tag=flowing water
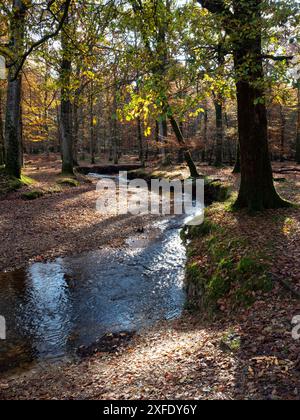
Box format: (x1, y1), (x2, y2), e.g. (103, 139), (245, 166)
(0, 216), (187, 373)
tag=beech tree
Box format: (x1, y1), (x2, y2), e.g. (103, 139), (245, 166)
(198, 0), (295, 210)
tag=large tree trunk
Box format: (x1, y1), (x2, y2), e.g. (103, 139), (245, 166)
(233, 142), (241, 173)
(232, 2), (287, 210)
(5, 0), (26, 178)
(296, 83), (300, 164)
(233, 46), (287, 210)
(60, 23), (73, 175)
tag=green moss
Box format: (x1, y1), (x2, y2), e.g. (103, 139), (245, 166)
(8, 178), (23, 191)
(207, 273), (232, 301)
(0, 170), (36, 196)
(186, 246), (198, 258)
(21, 190), (44, 200)
(205, 180), (231, 203)
(220, 330), (241, 352)
(57, 178), (79, 187)
(186, 262), (202, 284)
(236, 257), (264, 275)
(20, 175), (36, 186)
(185, 211), (274, 312)
(181, 219), (218, 242)
(211, 181), (231, 202)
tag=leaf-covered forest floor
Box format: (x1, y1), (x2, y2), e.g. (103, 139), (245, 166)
(0, 155), (153, 272)
(1, 156), (300, 400)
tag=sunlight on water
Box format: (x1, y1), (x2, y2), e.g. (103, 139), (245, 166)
(0, 216), (186, 373)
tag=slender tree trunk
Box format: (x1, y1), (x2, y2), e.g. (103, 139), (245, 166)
(214, 46), (225, 167)
(73, 96), (79, 166)
(155, 121), (160, 158)
(279, 105), (286, 163)
(79, 103), (85, 161)
(60, 21), (73, 175)
(137, 116), (145, 166)
(161, 117), (169, 159)
(296, 83), (300, 164)
(0, 86), (5, 166)
(43, 65), (50, 158)
(72, 67), (81, 166)
(214, 100), (223, 166)
(177, 122), (185, 163)
(202, 108), (208, 162)
(89, 87), (95, 165)
(169, 115), (200, 178)
(112, 85), (119, 165)
(5, 0), (26, 178)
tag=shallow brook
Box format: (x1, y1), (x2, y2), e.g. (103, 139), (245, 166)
(0, 216), (187, 373)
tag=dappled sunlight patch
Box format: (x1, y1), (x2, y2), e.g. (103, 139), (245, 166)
(282, 217), (298, 236)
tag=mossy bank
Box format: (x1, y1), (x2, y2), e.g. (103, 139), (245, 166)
(182, 201), (274, 314)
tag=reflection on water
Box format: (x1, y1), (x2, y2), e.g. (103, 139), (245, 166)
(0, 217), (186, 373)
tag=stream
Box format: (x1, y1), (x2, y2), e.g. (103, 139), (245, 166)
(0, 215), (187, 373)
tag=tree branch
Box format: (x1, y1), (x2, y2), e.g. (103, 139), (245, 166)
(10, 0), (72, 80)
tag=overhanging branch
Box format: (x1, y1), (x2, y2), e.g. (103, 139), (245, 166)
(10, 0), (72, 80)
